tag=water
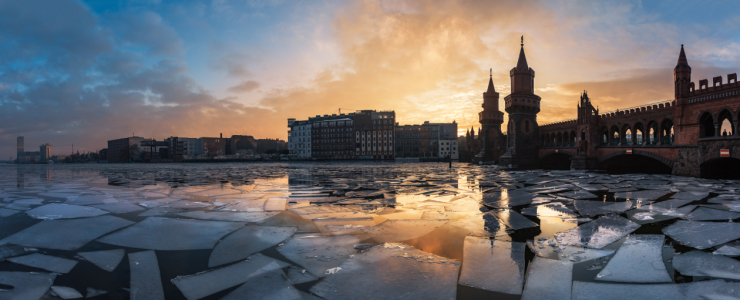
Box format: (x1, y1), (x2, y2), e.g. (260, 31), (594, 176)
(0, 162), (739, 299)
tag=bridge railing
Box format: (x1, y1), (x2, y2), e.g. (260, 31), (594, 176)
(599, 99), (675, 118)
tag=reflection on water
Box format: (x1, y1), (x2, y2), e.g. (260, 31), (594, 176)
(0, 163), (736, 299)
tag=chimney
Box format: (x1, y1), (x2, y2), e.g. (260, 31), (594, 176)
(220, 133), (223, 138)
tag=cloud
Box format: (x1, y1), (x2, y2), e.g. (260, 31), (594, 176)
(228, 80), (261, 93)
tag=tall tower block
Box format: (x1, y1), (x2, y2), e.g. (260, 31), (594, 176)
(17, 136), (24, 159)
(498, 36), (542, 169)
(477, 69), (505, 162)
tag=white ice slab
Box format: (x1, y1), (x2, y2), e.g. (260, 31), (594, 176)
(459, 236), (525, 295)
(0, 208), (19, 217)
(521, 202), (576, 218)
(51, 286), (83, 299)
(527, 242), (614, 263)
(663, 221), (740, 250)
(217, 199), (266, 212)
(574, 200), (633, 217)
(555, 214), (640, 249)
(361, 219), (448, 242)
(521, 257), (573, 300)
(89, 202), (145, 214)
(25, 203), (109, 220)
(208, 225), (297, 267)
(310, 243), (460, 300)
(449, 213), (507, 237)
(490, 209), (538, 230)
(595, 235), (671, 283)
(172, 254), (291, 300)
(714, 241), (740, 257)
(685, 207), (740, 221)
(65, 195), (119, 205)
(572, 279), (740, 300)
(129, 250), (165, 300)
(176, 211), (278, 222)
(286, 266), (319, 284)
(673, 250), (740, 280)
(221, 262), (303, 300)
(12, 198), (44, 205)
(264, 197), (287, 211)
(0, 271), (56, 300)
(7, 253), (77, 273)
(78, 249), (125, 272)
(0, 215), (134, 250)
(99, 217), (245, 250)
(86, 287), (108, 298)
(277, 234), (359, 277)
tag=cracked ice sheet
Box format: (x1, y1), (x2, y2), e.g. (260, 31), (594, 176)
(526, 241), (614, 263)
(50, 286), (83, 299)
(521, 202), (576, 218)
(129, 250), (165, 300)
(449, 213), (508, 238)
(0, 208), (19, 217)
(0, 271), (57, 300)
(310, 243), (460, 300)
(65, 195), (119, 206)
(574, 200), (634, 217)
(7, 253), (78, 273)
(78, 249), (125, 272)
(663, 221), (740, 250)
(572, 279), (740, 300)
(208, 225), (297, 267)
(277, 234), (359, 277)
(89, 202), (144, 214)
(555, 215), (640, 249)
(490, 209), (538, 230)
(172, 254), (292, 300)
(25, 203), (109, 220)
(99, 217), (245, 250)
(222, 262), (303, 300)
(481, 189), (537, 208)
(613, 189), (670, 203)
(595, 235), (672, 283)
(685, 207), (740, 221)
(176, 211), (278, 222)
(0, 215), (134, 251)
(459, 237), (525, 295)
(361, 219), (448, 243)
(714, 240), (740, 256)
(521, 257), (573, 300)
(672, 250), (740, 280)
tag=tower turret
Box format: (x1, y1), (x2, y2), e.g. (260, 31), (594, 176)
(674, 45), (691, 98)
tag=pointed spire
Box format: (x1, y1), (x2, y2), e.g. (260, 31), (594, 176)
(677, 44), (689, 66)
(486, 68), (496, 93)
(516, 37), (529, 69)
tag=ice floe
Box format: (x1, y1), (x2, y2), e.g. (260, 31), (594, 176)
(0, 215), (134, 250)
(595, 235), (672, 283)
(277, 234), (359, 277)
(99, 217), (245, 250)
(25, 203), (109, 219)
(521, 257), (573, 300)
(459, 236), (525, 295)
(0, 271), (56, 300)
(208, 225), (297, 267)
(77, 249), (125, 272)
(6, 253), (77, 273)
(672, 250), (740, 280)
(361, 219), (447, 242)
(663, 221), (740, 250)
(129, 250), (165, 300)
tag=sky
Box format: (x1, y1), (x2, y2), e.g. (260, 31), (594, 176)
(3, 0), (740, 158)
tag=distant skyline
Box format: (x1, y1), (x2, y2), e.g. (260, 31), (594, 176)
(3, 0), (740, 158)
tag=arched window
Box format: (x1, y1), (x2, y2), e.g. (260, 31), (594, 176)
(699, 112), (715, 138)
(634, 123), (644, 144)
(647, 122), (659, 145)
(661, 119), (674, 144)
(625, 129), (632, 144)
(610, 126), (620, 145)
(718, 109), (735, 137)
(525, 120), (530, 132)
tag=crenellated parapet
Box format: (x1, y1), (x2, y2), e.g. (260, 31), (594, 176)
(599, 100), (674, 120)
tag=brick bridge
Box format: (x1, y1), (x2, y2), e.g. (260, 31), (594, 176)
(537, 46), (740, 178)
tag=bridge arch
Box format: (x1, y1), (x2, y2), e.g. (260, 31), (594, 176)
(660, 118), (674, 144)
(539, 149), (576, 170)
(699, 110), (716, 138)
(717, 108), (735, 136)
(646, 121), (659, 144)
(609, 125), (620, 145)
(621, 124), (632, 145)
(633, 122), (645, 144)
(597, 149), (673, 174)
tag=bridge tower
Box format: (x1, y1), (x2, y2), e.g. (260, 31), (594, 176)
(499, 37), (542, 169)
(476, 69), (505, 162)
(674, 45), (692, 99)
(571, 91), (600, 169)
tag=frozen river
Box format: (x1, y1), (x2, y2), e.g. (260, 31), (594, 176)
(1, 162), (740, 300)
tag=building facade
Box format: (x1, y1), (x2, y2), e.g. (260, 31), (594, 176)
(288, 119), (312, 159)
(40, 144), (51, 161)
(310, 114), (355, 159)
(439, 139), (459, 160)
(353, 110), (395, 160)
(395, 121), (457, 158)
(107, 136), (145, 163)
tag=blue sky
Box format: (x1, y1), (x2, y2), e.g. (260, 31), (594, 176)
(2, 0), (740, 158)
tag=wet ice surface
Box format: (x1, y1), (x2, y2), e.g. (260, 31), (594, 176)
(2, 163), (740, 299)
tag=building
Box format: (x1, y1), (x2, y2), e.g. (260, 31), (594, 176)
(255, 138), (284, 154)
(107, 136), (145, 163)
(201, 134), (228, 157)
(183, 138), (202, 158)
(40, 144), (51, 161)
(353, 110), (395, 160)
(231, 135), (257, 156)
(499, 37), (541, 169)
(288, 119), (312, 159)
(17, 136), (23, 159)
(394, 121), (438, 158)
(99, 149), (107, 162)
(439, 139), (459, 160)
(310, 113), (355, 159)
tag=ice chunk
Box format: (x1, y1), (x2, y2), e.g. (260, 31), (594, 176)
(361, 219), (447, 242)
(99, 217), (245, 250)
(176, 211), (278, 223)
(25, 203), (109, 220)
(312, 217), (375, 234)
(208, 225), (297, 267)
(137, 207), (186, 217)
(449, 213), (507, 237)
(558, 190), (598, 200)
(7, 253), (77, 273)
(50, 286), (83, 299)
(714, 241), (740, 257)
(685, 207), (740, 221)
(555, 214), (640, 249)
(78, 249), (125, 272)
(89, 202), (145, 214)
(459, 237), (524, 295)
(128, 250), (165, 300)
(85, 287), (108, 298)
(613, 189), (669, 202)
(285, 266), (318, 284)
(221, 262), (303, 300)
(65, 195), (119, 206)
(0, 215), (134, 250)
(277, 234), (359, 277)
(172, 254), (291, 300)
(310, 243), (460, 300)
(663, 221), (740, 250)
(521, 257), (573, 300)
(264, 197), (287, 211)
(595, 235), (671, 283)
(521, 202), (576, 218)
(137, 198), (177, 208)
(490, 209), (538, 230)
(572, 279), (740, 300)
(574, 200), (633, 216)
(672, 250), (740, 280)
(526, 242), (614, 262)
(288, 205), (371, 219)
(670, 191), (709, 201)
(0, 245), (27, 261)
(12, 198), (44, 205)
(0, 208), (19, 217)
(0, 272), (56, 300)
(482, 189), (537, 208)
